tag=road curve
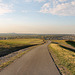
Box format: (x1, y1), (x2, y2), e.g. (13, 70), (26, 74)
(0, 41), (60, 75)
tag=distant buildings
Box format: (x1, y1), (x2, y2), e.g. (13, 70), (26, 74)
(45, 35), (75, 40)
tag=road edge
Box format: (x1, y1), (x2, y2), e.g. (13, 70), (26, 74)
(47, 44), (62, 75)
(0, 43), (44, 72)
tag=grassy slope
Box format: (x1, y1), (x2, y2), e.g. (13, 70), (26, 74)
(52, 40), (75, 47)
(51, 40), (69, 45)
(49, 43), (75, 75)
(0, 39), (43, 57)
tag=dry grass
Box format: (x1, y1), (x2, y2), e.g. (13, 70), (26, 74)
(49, 43), (75, 75)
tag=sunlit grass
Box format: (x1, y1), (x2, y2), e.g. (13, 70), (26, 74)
(51, 40), (69, 45)
(49, 43), (75, 75)
(0, 39), (43, 57)
(0, 39), (43, 45)
(0, 39), (43, 48)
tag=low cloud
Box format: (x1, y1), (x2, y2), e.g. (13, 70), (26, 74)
(0, 0), (2, 2)
(24, 0), (45, 2)
(22, 10), (28, 13)
(35, 0), (45, 2)
(40, 0), (75, 16)
(59, 0), (67, 2)
(0, 3), (13, 15)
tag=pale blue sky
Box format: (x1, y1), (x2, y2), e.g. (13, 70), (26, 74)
(0, 0), (75, 34)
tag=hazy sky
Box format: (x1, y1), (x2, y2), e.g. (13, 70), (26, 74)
(0, 0), (75, 34)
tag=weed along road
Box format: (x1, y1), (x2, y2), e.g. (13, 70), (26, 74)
(0, 41), (60, 75)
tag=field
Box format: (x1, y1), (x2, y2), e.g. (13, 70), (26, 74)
(0, 39), (43, 57)
(51, 40), (70, 45)
(49, 40), (75, 75)
(51, 40), (75, 47)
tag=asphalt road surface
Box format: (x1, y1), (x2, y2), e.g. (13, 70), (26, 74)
(0, 41), (60, 75)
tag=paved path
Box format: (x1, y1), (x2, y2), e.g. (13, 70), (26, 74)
(0, 41), (60, 75)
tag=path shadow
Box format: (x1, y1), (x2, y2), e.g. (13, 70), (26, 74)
(0, 44), (38, 57)
(66, 41), (75, 47)
(59, 45), (75, 52)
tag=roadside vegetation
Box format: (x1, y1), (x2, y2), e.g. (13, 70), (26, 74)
(49, 42), (75, 75)
(0, 49), (30, 70)
(0, 39), (44, 57)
